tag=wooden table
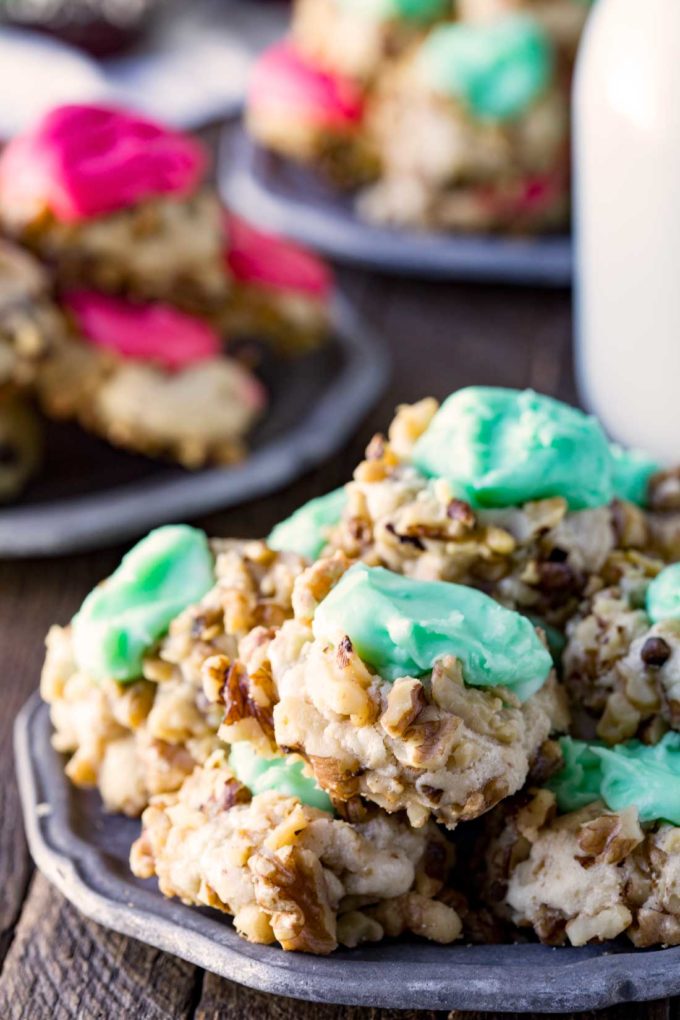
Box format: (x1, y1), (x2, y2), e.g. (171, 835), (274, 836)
(0, 269), (668, 1019)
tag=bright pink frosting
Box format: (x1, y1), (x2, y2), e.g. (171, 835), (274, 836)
(225, 213), (333, 300)
(0, 104), (206, 223)
(249, 42), (364, 128)
(65, 292), (221, 371)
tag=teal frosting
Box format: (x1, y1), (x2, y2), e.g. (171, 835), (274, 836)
(610, 443), (659, 506)
(549, 735), (680, 825)
(647, 563), (680, 624)
(418, 15), (553, 121)
(313, 562), (552, 700)
(268, 487), (346, 560)
(412, 387), (613, 511)
(340, 0), (450, 22)
(72, 525), (214, 683)
(229, 742), (334, 813)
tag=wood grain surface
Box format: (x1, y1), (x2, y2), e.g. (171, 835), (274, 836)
(0, 268), (665, 1019)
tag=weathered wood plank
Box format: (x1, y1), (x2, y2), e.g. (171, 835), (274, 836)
(0, 552), (119, 964)
(0, 873), (199, 1020)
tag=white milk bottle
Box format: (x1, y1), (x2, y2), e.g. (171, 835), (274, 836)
(574, 0), (680, 463)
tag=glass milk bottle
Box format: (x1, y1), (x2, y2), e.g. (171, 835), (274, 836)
(575, 0), (680, 463)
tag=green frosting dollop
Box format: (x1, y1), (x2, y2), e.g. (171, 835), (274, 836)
(647, 563), (680, 624)
(268, 487), (346, 560)
(418, 15), (553, 121)
(340, 0), (449, 22)
(313, 562), (552, 700)
(549, 735), (680, 825)
(412, 387), (613, 511)
(229, 742), (334, 813)
(610, 443), (660, 506)
(72, 525), (214, 683)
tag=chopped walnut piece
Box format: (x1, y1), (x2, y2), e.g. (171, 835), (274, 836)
(577, 807), (644, 866)
(400, 716), (463, 770)
(337, 911), (383, 948)
(205, 654), (277, 753)
(516, 789), (557, 842)
(367, 892), (462, 944)
(307, 755), (362, 801)
(292, 551), (351, 623)
(250, 845), (338, 953)
(387, 397), (438, 458)
(380, 678), (426, 739)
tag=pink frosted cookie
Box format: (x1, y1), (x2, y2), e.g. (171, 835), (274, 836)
(0, 104), (226, 313)
(0, 104), (206, 224)
(246, 42), (376, 185)
(249, 42), (364, 131)
(64, 292), (221, 371)
(35, 290), (266, 467)
(225, 213), (332, 300)
(223, 213), (333, 353)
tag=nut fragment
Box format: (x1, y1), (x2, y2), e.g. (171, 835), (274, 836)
(250, 845), (338, 954)
(641, 636), (672, 668)
(577, 807), (644, 866)
(380, 678), (426, 739)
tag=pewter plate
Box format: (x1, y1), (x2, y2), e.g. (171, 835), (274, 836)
(15, 692), (680, 1013)
(0, 296), (388, 557)
(220, 129), (573, 286)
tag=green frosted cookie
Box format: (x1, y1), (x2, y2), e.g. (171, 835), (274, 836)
(313, 562), (552, 700)
(550, 734), (680, 825)
(72, 525), (214, 683)
(412, 387), (613, 510)
(418, 15), (553, 121)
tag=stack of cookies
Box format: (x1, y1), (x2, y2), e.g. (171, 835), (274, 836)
(40, 386), (680, 954)
(247, 0), (591, 231)
(0, 102), (334, 494)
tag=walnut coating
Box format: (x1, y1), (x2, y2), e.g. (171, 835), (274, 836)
(130, 753), (463, 954)
(250, 845), (337, 954)
(563, 565), (680, 741)
(205, 655), (277, 752)
(480, 792), (680, 949)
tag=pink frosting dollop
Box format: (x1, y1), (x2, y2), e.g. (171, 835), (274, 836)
(0, 104), (206, 223)
(65, 291), (222, 371)
(224, 212), (333, 300)
(248, 42), (364, 128)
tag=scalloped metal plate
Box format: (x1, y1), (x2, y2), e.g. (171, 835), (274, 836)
(15, 693), (680, 1013)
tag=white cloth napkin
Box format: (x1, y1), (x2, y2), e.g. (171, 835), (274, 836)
(0, 0), (288, 138)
